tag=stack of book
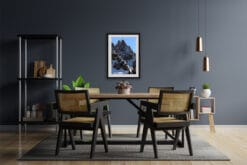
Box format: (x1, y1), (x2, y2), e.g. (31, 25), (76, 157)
(201, 106), (212, 113)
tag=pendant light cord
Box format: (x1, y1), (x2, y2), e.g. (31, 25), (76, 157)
(197, 0), (200, 36)
(205, 0), (207, 55)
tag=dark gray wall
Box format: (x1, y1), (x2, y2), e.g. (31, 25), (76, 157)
(0, 0), (247, 124)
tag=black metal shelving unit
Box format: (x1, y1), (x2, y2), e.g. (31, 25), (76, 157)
(18, 34), (62, 129)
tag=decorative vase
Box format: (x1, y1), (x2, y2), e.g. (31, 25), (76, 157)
(117, 88), (131, 94)
(201, 89), (211, 98)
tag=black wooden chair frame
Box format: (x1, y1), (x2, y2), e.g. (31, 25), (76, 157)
(136, 87), (174, 137)
(55, 90), (108, 158)
(140, 90), (193, 158)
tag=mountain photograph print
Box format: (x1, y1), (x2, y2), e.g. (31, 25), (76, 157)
(107, 33), (140, 78)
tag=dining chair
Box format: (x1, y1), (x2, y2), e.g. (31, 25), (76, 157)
(55, 90), (108, 158)
(136, 87), (174, 137)
(140, 90), (193, 158)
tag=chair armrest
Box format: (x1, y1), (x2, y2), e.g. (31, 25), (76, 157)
(139, 101), (156, 123)
(138, 100), (158, 117)
(140, 100), (158, 110)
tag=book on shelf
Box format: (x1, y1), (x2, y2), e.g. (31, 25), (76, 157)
(201, 106), (212, 113)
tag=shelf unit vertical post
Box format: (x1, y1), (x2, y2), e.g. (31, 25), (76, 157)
(55, 37), (59, 89)
(59, 38), (62, 89)
(18, 36), (22, 125)
(24, 39), (28, 120)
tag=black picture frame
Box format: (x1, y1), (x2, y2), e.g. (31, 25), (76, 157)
(107, 33), (140, 78)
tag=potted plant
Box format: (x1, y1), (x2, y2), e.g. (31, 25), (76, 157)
(63, 75), (90, 90)
(115, 80), (132, 94)
(200, 83), (211, 98)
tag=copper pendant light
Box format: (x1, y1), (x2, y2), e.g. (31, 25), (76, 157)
(196, 0), (203, 52)
(203, 0), (210, 72)
(203, 56), (209, 72)
(196, 36), (203, 52)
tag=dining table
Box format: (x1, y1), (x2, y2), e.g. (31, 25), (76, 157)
(89, 92), (159, 114)
(74, 92), (184, 147)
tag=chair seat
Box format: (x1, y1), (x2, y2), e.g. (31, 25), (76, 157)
(153, 117), (185, 123)
(64, 117), (95, 123)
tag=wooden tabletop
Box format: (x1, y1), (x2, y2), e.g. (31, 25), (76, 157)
(89, 93), (159, 99)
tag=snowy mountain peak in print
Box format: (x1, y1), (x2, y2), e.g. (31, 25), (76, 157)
(112, 40), (136, 74)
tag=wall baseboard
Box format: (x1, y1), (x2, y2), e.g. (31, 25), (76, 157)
(0, 125), (140, 132)
(1, 124), (246, 132)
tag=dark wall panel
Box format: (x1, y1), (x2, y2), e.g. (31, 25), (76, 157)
(0, 0), (247, 124)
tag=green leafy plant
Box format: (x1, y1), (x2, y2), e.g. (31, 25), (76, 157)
(202, 83), (210, 89)
(63, 75), (90, 90)
(62, 84), (72, 90)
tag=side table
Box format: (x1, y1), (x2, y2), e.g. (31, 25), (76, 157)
(195, 96), (216, 133)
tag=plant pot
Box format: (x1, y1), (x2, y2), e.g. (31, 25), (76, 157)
(201, 89), (211, 98)
(117, 88), (131, 94)
(75, 87), (86, 91)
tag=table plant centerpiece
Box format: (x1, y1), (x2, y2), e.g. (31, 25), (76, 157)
(115, 80), (132, 94)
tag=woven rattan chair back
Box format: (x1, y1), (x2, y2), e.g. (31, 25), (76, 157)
(148, 87), (174, 103)
(56, 90), (91, 114)
(158, 90), (192, 113)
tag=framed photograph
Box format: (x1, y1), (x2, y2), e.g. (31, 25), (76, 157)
(107, 33), (140, 78)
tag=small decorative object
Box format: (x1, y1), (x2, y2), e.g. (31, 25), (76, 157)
(63, 75), (90, 90)
(189, 86), (197, 95)
(190, 109), (194, 119)
(115, 80), (132, 94)
(34, 60), (46, 78)
(44, 64), (56, 78)
(38, 67), (47, 77)
(201, 83), (211, 98)
(25, 106), (31, 118)
(31, 104), (37, 118)
(107, 33), (140, 78)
